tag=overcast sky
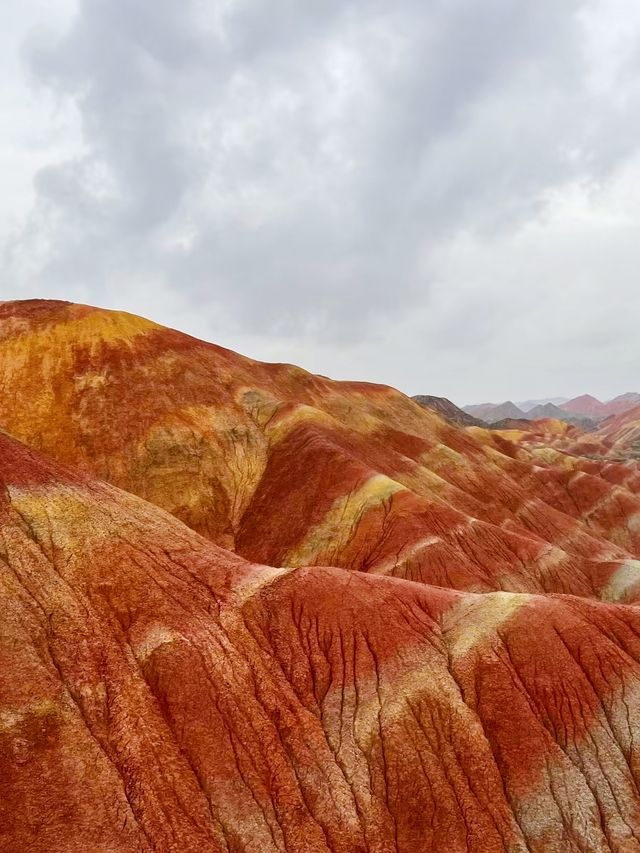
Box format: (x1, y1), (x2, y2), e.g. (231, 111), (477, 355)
(2, 0), (640, 404)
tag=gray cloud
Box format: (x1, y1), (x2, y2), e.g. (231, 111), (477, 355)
(3, 0), (640, 401)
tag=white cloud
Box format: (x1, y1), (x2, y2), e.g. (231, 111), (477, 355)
(2, 0), (640, 404)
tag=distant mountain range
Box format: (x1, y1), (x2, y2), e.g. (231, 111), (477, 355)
(525, 402), (592, 427)
(413, 396), (591, 430)
(465, 401), (527, 423)
(561, 394), (610, 418)
(516, 397), (570, 412)
(462, 392), (640, 426)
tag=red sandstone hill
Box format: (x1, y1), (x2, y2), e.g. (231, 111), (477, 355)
(4, 299), (640, 597)
(4, 427), (640, 851)
(597, 405), (640, 454)
(4, 300), (640, 849)
(562, 404), (640, 461)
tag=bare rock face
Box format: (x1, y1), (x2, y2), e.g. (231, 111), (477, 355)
(4, 300), (640, 849)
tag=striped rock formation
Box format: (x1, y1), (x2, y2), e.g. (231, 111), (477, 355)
(566, 406), (640, 461)
(3, 300), (640, 850)
(3, 300), (640, 601)
(3, 429), (640, 851)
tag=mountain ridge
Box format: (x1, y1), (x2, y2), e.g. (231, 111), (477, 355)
(4, 299), (640, 849)
(465, 391), (640, 425)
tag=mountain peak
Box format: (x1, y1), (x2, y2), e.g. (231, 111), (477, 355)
(559, 394), (607, 417)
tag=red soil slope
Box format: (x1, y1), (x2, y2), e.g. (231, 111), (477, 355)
(531, 407), (640, 462)
(4, 430), (640, 851)
(4, 300), (640, 849)
(589, 405), (640, 458)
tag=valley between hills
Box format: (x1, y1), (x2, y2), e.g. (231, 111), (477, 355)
(4, 299), (640, 851)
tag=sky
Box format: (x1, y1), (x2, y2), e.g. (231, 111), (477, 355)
(2, 0), (640, 405)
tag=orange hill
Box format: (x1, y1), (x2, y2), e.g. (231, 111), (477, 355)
(2, 300), (640, 598)
(3, 300), (640, 849)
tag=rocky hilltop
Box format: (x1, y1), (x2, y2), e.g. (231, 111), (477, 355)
(412, 394), (484, 426)
(4, 300), (640, 850)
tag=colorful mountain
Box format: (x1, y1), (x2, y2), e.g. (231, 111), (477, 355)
(565, 404), (640, 460)
(2, 300), (640, 593)
(4, 300), (640, 849)
(6, 427), (640, 850)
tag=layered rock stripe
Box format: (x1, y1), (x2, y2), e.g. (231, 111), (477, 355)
(2, 301), (640, 601)
(3, 430), (640, 851)
(3, 300), (640, 849)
